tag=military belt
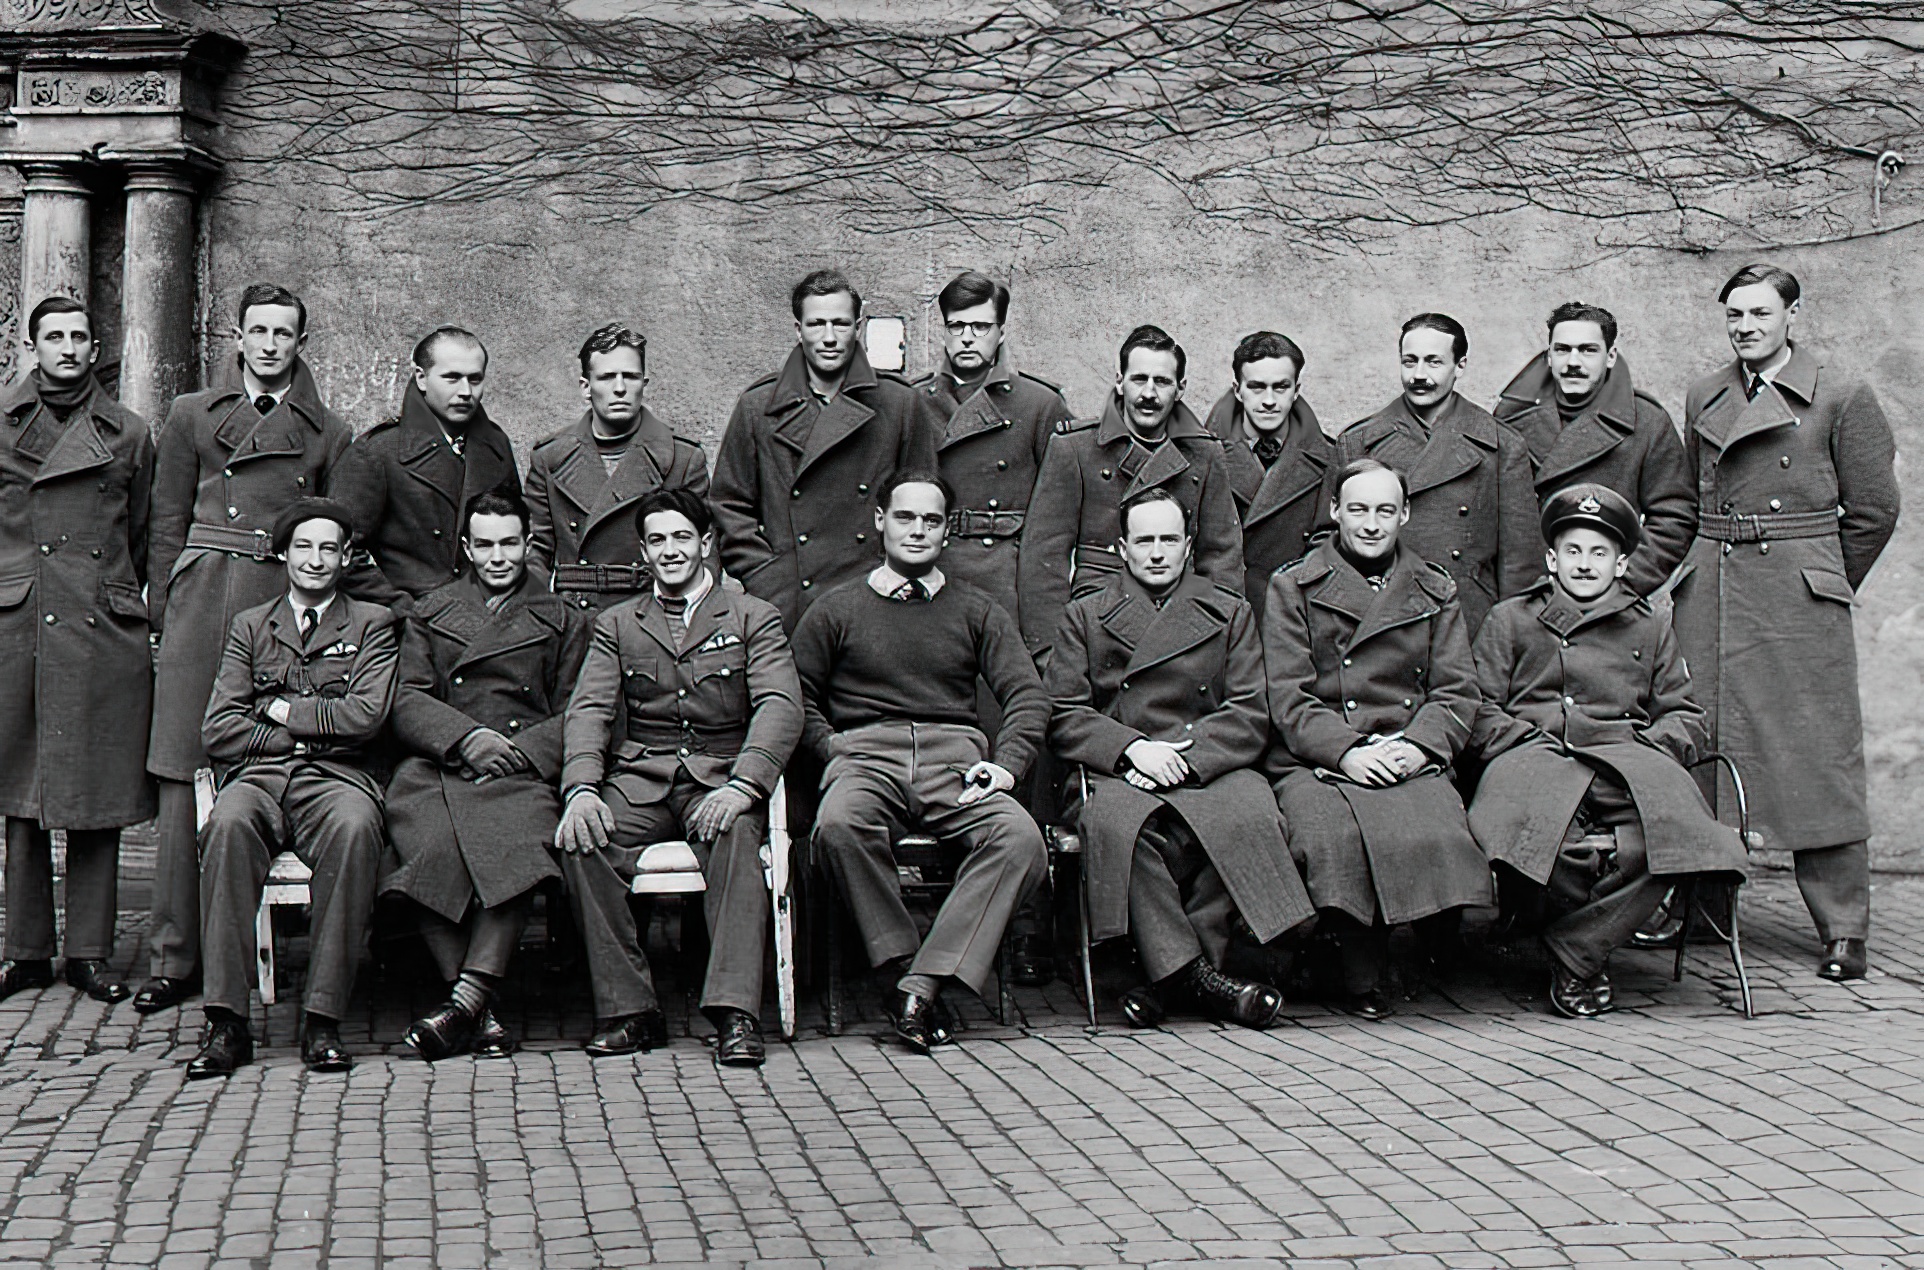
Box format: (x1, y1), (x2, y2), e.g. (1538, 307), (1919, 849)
(625, 723), (746, 753)
(186, 524), (276, 560)
(949, 509), (1026, 538)
(1696, 509), (1839, 543)
(554, 562), (649, 592)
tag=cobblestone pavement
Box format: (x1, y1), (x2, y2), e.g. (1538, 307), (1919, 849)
(0, 850), (1921, 1270)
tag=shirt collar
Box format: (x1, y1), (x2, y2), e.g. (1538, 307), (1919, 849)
(868, 562), (945, 600)
(242, 370), (291, 407)
(655, 567), (714, 613)
(288, 592), (337, 626)
(1749, 344), (1793, 386)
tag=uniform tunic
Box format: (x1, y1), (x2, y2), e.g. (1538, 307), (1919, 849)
(0, 374), (155, 829)
(1204, 389), (1332, 605)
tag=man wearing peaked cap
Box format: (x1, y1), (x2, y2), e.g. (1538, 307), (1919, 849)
(1540, 482), (1643, 553)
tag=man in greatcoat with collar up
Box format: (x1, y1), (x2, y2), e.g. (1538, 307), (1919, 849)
(0, 296), (155, 1005)
(383, 489), (591, 1061)
(1265, 459), (1491, 1019)
(1670, 263), (1899, 981)
(331, 326), (522, 614)
(710, 269), (941, 633)
(526, 323), (710, 614)
(1019, 324), (1244, 661)
(1324, 313), (1537, 634)
(1204, 331), (1333, 605)
(137, 283), (355, 1015)
(1491, 302), (1696, 594)
(1045, 489), (1312, 1029)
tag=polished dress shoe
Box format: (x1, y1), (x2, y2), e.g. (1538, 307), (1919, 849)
(0, 959), (53, 1002)
(713, 1009), (766, 1068)
(65, 959), (129, 1004)
(1548, 962), (1600, 1019)
(132, 974), (200, 1014)
(301, 1020), (353, 1072)
(1006, 934), (1052, 987)
(1119, 986), (1166, 1029)
(1346, 989), (1393, 1021)
(1818, 938), (1868, 981)
(585, 1010), (668, 1056)
(472, 1009), (516, 1060)
(891, 989), (939, 1055)
(403, 1001), (478, 1062)
(185, 1017), (253, 1080)
(1185, 960), (1286, 1029)
(1587, 970), (1616, 1014)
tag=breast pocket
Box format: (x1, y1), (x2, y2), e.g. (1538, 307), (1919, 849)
(692, 644), (750, 712)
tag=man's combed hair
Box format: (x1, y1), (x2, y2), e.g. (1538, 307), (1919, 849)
(1400, 313), (1468, 363)
(237, 283), (308, 337)
(578, 323), (647, 378)
(1231, 330), (1306, 382)
(464, 486), (530, 536)
(791, 269), (862, 321)
(874, 467), (954, 515)
(1334, 456), (1409, 504)
(1546, 301), (1618, 350)
(937, 271), (1010, 324)
(1719, 263), (1801, 306)
(412, 325), (488, 371)
(1118, 324), (1186, 382)
(26, 295), (90, 343)
(1119, 486), (1192, 537)
(635, 487), (713, 537)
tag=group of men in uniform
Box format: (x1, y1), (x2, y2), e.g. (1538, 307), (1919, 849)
(0, 259), (1895, 1072)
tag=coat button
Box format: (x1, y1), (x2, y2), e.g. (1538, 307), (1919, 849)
(801, 579), (812, 589)
(792, 489), (801, 498)
(1723, 543), (1732, 555)
(997, 460), (1008, 470)
(1345, 699), (1357, 709)
(1402, 698), (1412, 707)
(858, 484), (870, 494)
(432, 528), (443, 537)
(798, 534), (809, 544)
(718, 667), (729, 677)
(569, 521), (579, 530)
(90, 549), (100, 559)
(1564, 695), (1575, 705)
(296, 477), (306, 488)
(508, 719), (520, 730)
(44, 613), (55, 625)
(678, 746), (690, 756)
(1100, 468), (1113, 479)
(1121, 681), (1131, 690)
(38, 544), (49, 554)
(1342, 658), (1352, 667)
(982, 538), (994, 547)
(227, 506), (240, 519)
(1781, 456), (1792, 468)
(223, 468), (234, 478)
(85, 616), (96, 627)
(579, 558), (589, 565)
(987, 499), (999, 509)
(1198, 684), (1209, 693)
(1769, 499), (1782, 511)
(677, 688), (687, 698)
(1760, 542), (1770, 554)
(855, 533), (867, 542)
(1450, 550), (1461, 560)
(1458, 505), (1469, 516)
(453, 676), (463, 684)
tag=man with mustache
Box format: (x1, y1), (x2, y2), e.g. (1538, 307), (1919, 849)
(1019, 324), (1244, 661)
(1324, 314), (1537, 634)
(1492, 303), (1695, 594)
(136, 284), (355, 1016)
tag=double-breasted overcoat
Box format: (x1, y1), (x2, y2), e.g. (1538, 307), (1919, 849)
(1325, 393), (1539, 633)
(0, 374), (155, 829)
(524, 408), (709, 613)
(381, 574), (591, 920)
(1018, 398), (1244, 655)
(709, 344), (940, 631)
(1670, 344), (1899, 851)
(1204, 388), (1332, 605)
(1492, 352), (1696, 595)
(915, 349), (1074, 627)
(147, 361), (354, 780)
(1467, 581), (1746, 883)
(330, 383), (522, 613)
(1044, 569), (1313, 945)
(1263, 540), (1490, 924)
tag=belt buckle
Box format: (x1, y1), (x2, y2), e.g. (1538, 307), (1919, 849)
(1745, 514), (1766, 543)
(251, 529), (274, 561)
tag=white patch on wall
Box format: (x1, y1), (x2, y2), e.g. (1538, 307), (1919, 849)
(863, 316), (906, 372)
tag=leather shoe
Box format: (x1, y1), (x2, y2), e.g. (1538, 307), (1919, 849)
(1587, 969), (1616, 1013)
(1185, 960), (1286, 1029)
(1119, 986), (1166, 1029)
(713, 1009), (766, 1068)
(301, 1019), (352, 1072)
(1346, 989), (1393, 1021)
(403, 1001), (477, 1062)
(1818, 938), (1868, 981)
(1549, 962), (1600, 1019)
(133, 974), (200, 1014)
(1007, 934), (1052, 987)
(472, 1009), (516, 1059)
(185, 1016), (253, 1080)
(890, 989), (939, 1055)
(0, 959), (53, 1003)
(65, 959), (128, 1004)
(585, 1010), (668, 1056)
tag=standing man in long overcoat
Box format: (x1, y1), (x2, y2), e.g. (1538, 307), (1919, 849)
(137, 283), (354, 1015)
(1671, 263), (1899, 981)
(1492, 302), (1696, 594)
(1265, 459), (1491, 1019)
(1019, 324), (1244, 659)
(1045, 489), (1312, 1029)
(331, 326), (521, 614)
(383, 489), (591, 1061)
(710, 269), (940, 632)
(0, 296), (155, 1004)
(1325, 313), (1538, 634)
(526, 323), (710, 614)
(1204, 330), (1332, 605)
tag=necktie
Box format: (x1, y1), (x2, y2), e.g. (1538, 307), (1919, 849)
(449, 433), (466, 459)
(893, 578), (929, 603)
(253, 394), (276, 417)
(1252, 433), (1283, 468)
(299, 607), (318, 643)
(659, 594), (689, 643)
(1746, 375), (1766, 402)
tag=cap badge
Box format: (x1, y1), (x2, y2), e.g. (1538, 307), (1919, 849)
(1577, 495), (1601, 513)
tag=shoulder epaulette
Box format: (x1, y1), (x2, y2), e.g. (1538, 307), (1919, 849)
(1055, 416), (1099, 435)
(672, 431), (706, 450)
(1016, 369), (1064, 394)
(1414, 559), (1459, 601)
(744, 371), (780, 393)
(364, 415), (401, 436)
(1284, 555), (1332, 584)
(1094, 588), (1132, 621)
(1632, 387), (1669, 412)
(875, 369), (915, 388)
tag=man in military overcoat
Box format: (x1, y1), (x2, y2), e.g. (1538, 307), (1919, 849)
(1044, 489), (1312, 1029)
(526, 323), (710, 614)
(0, 297), (155, 1005)
(1204, 330), (1332, 605)
(331, 326), (521, 613)
(138, 283), (354, 1015)
(384, 489), (591, 1061)
(1671, 264), (1899, 981)
(1492, 302), (1696, 594)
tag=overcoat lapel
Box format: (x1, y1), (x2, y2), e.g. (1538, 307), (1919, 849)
(1120, 574), (1225, 677)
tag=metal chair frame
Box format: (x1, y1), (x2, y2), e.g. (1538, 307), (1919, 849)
(1670, 751), (1756, 1018)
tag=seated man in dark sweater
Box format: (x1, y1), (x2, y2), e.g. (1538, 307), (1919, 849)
(792, 469), (1050, 1054)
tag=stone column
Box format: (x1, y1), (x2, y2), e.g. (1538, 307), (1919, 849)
(18, 162), (90, 310)
(119, 161), (199, 421)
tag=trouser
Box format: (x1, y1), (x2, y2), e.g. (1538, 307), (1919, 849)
(562, 776), (768, 1021)
(3, 819), (118, 961)
(1324, 909), (1462, 995)
(199, 765), (381, 1019)
(1795, 840), (1870, 943)
(418, 899), (531, 983)
(147, 780), (200, 979)
(1128, 812), (1234, 983)
(816, 722), (1046, 997)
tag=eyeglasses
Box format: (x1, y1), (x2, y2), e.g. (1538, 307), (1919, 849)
(944, 321), (998, 337)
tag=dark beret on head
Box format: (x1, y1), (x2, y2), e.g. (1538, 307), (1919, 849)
(270, 497), (357, 556)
